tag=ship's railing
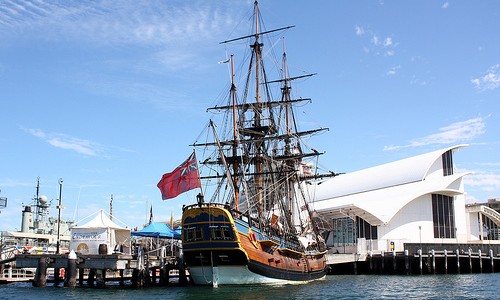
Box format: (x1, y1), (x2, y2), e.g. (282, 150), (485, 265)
(182, 201), (231, 212)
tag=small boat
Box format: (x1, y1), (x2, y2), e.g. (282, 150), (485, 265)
(159, 1), (335, 286)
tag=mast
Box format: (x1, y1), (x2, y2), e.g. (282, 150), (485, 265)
(253, 1), (264, 215)
(230, 54), (240, 210)
(196, 0), (332, 239)
(281, 45), (295, 225)
(35, 176), (41, 228)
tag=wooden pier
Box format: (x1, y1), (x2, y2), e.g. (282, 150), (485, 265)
(328, 243), (500, 275)
(7, 245), (188, 288)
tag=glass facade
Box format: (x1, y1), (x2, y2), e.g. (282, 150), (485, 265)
(442, 150), (454, 176)
(481, 214), (500, 240)
(331, 216), (377, 246)
(331, 217), (355, 247)
(432, 194), (456, 239)
(356, 216), (378, 240)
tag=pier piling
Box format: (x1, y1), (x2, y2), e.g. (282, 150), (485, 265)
(478, 249), (483, 273)
(404, 250), (409, 275)
(381, 251), (385, 272)
(78, 268), (85, 286)
(431, 249), (436, 274)
(96, 243), (108, 288)
(444, 249), (448, 274)
(418, 249), (422, 275)
(65, 250), (77, 288)
(392, 251), (396, 273)
(490, 249), (494, 272)
(33, 256), (50, 287)
(468, 248), (472, 273)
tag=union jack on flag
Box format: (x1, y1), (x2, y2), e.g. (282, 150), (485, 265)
(180, 155), (198, 176)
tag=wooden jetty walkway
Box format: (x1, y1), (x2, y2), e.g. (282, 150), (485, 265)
(2, 245), (188, 288)
(328, 243), (500, 275)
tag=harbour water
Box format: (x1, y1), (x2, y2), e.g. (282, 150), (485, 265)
(2, 273), (499, 299)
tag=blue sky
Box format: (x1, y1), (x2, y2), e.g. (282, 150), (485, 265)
(0, 0), (499, 231)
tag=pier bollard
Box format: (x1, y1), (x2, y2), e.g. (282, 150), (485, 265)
(478, 249), (482, 273)
(444, 249), (448, 274)
(369, 251), (373, 273)
(392, 251), (396, 273)
(431, 249), (435, 274)
(468, 248), (472, 273)
(404, 250), (409, 275)
(490, 249), (494, 272)
(33, 256), (50, 287)
(65, 250), (78, 288)
(418, 249), (422, 275)
(381, 251), (385, 272)
(456, 249), (460, 274)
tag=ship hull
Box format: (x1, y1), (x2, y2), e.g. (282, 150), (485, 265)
(189, 264), (325, 285)
(181, 204), (327, 286)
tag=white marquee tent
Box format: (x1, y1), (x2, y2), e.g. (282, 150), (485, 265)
(70, 210), (131, 255)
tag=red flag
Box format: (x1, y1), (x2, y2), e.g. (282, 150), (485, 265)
(157, 152), (200, 200)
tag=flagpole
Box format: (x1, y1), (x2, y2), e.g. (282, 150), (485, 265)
(193, 149), (204, 197)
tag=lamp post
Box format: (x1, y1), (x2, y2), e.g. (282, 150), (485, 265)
(56, 178), (63, 254)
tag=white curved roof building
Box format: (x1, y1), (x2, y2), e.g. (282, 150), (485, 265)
(310, 144), (500, 253)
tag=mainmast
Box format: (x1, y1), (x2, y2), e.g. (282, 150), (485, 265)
(281, 47), (295, 225)
(252, 1), (264, 215)
(202, 0), (332, 229)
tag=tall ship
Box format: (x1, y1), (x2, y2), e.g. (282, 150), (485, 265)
(159, 1), (335, 286)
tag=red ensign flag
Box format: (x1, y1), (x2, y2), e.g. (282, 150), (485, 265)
(157, 152), (200, 200)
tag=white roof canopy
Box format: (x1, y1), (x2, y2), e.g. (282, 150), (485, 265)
(311, 145), (470, 225)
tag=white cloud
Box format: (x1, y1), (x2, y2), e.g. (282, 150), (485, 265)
(465, 172), (500, 192)
(384, 117), (486, 151)
(442, 2), (449, 9)
(471, 64), (500, 91)
(23, 128), (103, 156)
(0, 1), (239, 47)
(355, 25), (397, 56)
(383, 37), (392, 47)
(355, 25), (364, 36)
(387, 65), (401, 76)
